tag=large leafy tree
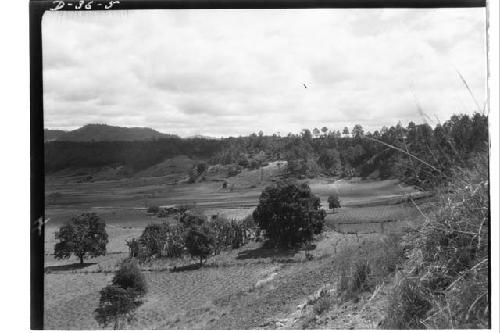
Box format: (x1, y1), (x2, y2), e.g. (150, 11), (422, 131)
(54, 213), (108, 264)
(253, 182), (326, 248)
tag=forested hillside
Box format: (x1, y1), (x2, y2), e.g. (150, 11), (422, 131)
(45, 113), (488, 189)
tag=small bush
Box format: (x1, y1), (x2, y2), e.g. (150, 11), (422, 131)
(227, 164), (242, 177)
(334, 235), (405, 303)
(95, 285), (141, 329)
(179, 213), (207, 229)
(112, 260), (147, 296)
(368, 234), (404, 277)
(381, 278), (432, 329)
(146, 205), (159, 215)
(350, 261), (371, 293)
(196, 162), (208, 175)
(337, 260), (371, 301)
(95, 260), (147, 329)
(126, 238), (140, 258)
(313, 295), (334, 315)
(327, 192), (341, 212)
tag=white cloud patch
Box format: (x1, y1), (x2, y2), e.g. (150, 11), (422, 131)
(42, 8), (487, 137)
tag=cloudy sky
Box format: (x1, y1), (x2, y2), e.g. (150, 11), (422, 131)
(42, 8), (487, 137)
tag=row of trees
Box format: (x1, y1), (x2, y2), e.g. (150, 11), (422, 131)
(129, 182), (330, 263)
(127, 211), (257, 265)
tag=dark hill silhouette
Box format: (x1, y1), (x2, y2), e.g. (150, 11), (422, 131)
(47, 124), (178, 142)
(44, 129), (67, 142)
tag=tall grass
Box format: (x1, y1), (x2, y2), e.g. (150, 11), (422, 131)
(382, 154), (489, 329)
(334, 235), (405, 302)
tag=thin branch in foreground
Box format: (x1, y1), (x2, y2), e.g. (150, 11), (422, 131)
(363, 136), (441, 173)
(465, 292), (488, 321)
(445, 258), (489, 292)
(454, 68), (482, 114)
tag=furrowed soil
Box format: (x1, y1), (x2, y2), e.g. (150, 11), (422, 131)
(44, 163), (428, 329)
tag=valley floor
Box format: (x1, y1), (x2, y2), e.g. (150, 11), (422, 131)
(44, 171), (429, 329)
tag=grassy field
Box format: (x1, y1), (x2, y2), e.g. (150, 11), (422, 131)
(44, 164), (426, 329)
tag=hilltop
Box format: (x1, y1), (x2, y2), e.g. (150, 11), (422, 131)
(44, 124), (178, 142)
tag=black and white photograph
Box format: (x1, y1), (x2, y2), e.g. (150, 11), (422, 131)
(29, 0), (496, 330)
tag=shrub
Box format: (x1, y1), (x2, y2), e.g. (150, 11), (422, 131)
(196, 162), (208, 175)
(146, 205), (159, 215)
(161, 224), (185, 258)
(238, 157), (249, 168)
(126, 238), (140, 258)
(54, 213), (109, 264)
(241, 214), (258, 239)
(253, 182), (326, 248)
(138, 223), (168, 257)
(227, 164), (242, 177)
(313, 295), (334, 315)
(95, 260), (147, 329)
(95, 285), (141, 329)
(112, 260), (147, 296)
(368, 234), (404, 277)
(327, 191), (341, 212)
(207, 215), (252, 254)
(381, 278), (432, 329)
(334, 235), (405, 302)
(350, 261), (371, 293)
(184, 225), (215, 266)
(130, 223), (185, 260)
(179, 212), (207, 229)
(337, 260), (371, 302)
(187, 165), (202, 183)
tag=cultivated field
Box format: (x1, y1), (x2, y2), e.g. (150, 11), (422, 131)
(44, 164), (426, 329)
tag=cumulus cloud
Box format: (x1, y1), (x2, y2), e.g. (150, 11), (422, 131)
(42, 8), (487, 137)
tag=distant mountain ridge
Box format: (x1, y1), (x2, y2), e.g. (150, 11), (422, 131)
(44, 124), (178, 142)
(44, 129), (68, 142)
(188, 134), (218, 139)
